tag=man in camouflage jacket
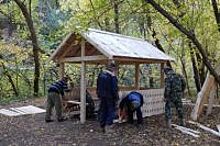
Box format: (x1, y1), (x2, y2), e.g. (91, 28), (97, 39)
(164, 67), (186, 127)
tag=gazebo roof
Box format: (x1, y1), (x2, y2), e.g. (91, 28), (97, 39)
(51, 28), (174, 64)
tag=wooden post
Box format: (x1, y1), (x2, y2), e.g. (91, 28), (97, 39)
(206, 81), (217, 116)
(160, 63), (164, 88)
(135, 63), (140, 90)
(80, 39), (86, 123)
(58, 63), (65, 79)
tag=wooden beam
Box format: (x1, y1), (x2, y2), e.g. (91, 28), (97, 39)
(58, 63), (65, 79)
(206, 82), (217, 116)
(50, 33), (74, 60)
(189, 120), (220, 137)
(191, 73), (215, 120)
(160, 63), (165, 88)
(82, 33), (112, 59)
(135, 63), (140, 89)
(59, 42), (78, 60)
(80, 39), (86, 123)
(60, 55), (107, 63)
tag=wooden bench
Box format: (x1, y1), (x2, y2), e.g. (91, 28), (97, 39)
(62, 87), (98, 116)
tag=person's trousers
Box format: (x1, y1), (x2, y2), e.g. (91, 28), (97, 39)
(165, 95), (184, 121)
(127, 107), (143, 124)
(99, 99), (116, 128)
(45, 92), (63, 120)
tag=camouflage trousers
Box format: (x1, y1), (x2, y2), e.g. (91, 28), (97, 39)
(45, 92), (63, 120)
(165, 93), (184, 121)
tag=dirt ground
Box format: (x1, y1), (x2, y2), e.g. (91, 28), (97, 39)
(0, 98), (220, 146)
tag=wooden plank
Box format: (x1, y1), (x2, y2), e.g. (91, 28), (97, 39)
(171, 124), (200, 134)
(50, 33), (74, 60)
(160, 63), (164, 88)
(135, 63), (140, 90)
(191, 73), (215, 120)
(60, 55), (107, 63)
(173, 125), (200, 138)
(188, 120), (220, 137)
(82, 33), (112, 59)
(206, 82), (217, 116)
(58, 63), (65, 79)
(80, 39), (86, 124)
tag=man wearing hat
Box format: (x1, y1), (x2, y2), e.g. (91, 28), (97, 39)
(97, 61), (119, 133)
(45, 76), (69, 123)
(119, 91), (144, 124)
(164, 67), (186, 128)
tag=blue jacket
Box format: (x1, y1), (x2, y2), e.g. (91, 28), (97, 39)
(96, 70), (119, 101)
(48, 79), (68, 96)
(119, 91), (144, 110)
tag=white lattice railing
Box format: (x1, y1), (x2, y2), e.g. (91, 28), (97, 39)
(119, 88), (165, 117)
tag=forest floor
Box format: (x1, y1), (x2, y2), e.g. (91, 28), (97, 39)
(0, 98), (220, 146)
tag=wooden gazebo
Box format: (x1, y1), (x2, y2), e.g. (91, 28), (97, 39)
(51, 28), (174, 123)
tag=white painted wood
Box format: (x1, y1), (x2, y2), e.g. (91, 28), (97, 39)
(188, 120), (220, 137)
(60, 55), (107, 63)
(80, 39), (86, 124)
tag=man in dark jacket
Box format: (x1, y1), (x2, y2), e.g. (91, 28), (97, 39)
(119, 91), (144, 124)
(97, 62), (119, 133)
(164, 67), (186, 128)
(45, 76), (69, 123)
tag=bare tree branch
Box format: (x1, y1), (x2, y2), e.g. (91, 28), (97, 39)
(145, 0), (220, 85)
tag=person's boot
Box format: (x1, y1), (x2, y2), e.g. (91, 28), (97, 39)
(166, 119), (172, 128)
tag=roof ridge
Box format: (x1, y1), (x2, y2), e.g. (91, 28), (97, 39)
(87, 28), (150, 43)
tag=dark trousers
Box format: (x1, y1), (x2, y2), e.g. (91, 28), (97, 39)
(98, 99), (116, 128)
(128, 107), (143, 124)
(165, 95), (184, 121)
(45, 92), (63, 120)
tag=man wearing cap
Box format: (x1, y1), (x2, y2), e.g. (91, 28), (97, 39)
(97, 62), (119, 133)
(119, 91), (144, 124)
(45, 76), (69, 123)
(164, 67), (186, 128)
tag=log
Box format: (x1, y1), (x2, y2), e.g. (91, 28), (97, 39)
(173, 125), (200, 138)
(188, 120), (220, 137)
(172, 124), (200, 134)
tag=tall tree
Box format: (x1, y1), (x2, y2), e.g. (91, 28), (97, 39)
(13, 0), (40, 96)
(145, 0), (220, 85)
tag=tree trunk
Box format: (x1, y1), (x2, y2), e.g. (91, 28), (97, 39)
(13, 0), (40, 97)
(113, 0), (120, 33)
(211, 0), (220, 32)
(145, 0), (220, 86)
(190, 46), (201, 92)
(2, 63), (18, 96)
(180, 54), (191, 96)
(195, 51), (206, 85)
